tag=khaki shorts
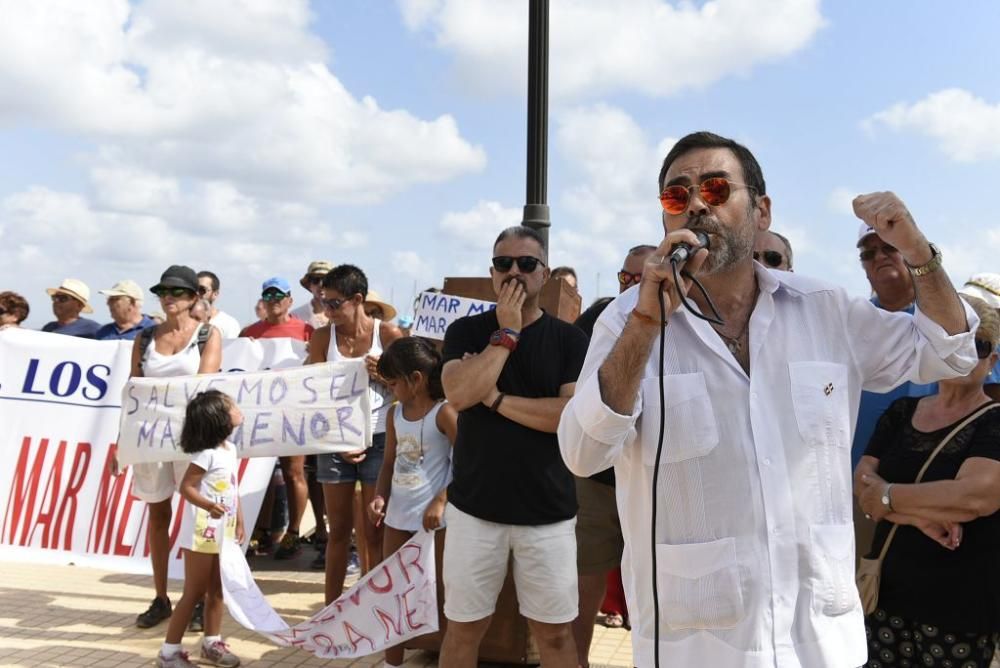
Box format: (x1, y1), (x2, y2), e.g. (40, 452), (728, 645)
(575, 477), (624, 575)
(442, 503), (578, 624)
(131, 461), (189, 504)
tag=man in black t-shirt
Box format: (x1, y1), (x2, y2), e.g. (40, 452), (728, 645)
(439, 226), (588, 668)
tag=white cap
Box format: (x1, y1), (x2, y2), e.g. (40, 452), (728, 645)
(99, 279), (143, 303)
(856, 223), (878, 247)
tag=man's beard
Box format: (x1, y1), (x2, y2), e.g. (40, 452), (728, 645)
(687, 212), (754, 275)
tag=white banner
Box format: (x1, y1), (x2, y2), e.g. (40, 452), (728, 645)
(0, 329), (287, 576)
(412, 291), (495, 340)
(118, 360), (372, 465)
(222, 530), (439, 658)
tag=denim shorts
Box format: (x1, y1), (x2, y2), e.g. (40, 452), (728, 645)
(316, 432), (386, 485)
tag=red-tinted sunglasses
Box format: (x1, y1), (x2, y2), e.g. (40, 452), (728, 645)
(660, 177), (755, 215)
(618, 270), (642, 286)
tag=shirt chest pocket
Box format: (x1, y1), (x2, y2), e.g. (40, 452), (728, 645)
(640, 372), (719, 466)
(788, 362), (850, 450)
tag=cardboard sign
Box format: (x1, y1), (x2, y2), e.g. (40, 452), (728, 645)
(411, 291), (495, 340)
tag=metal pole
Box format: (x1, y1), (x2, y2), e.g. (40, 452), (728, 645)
(522, 0), (550, 252)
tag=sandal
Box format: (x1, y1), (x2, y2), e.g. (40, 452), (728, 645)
(603, 613), (625, 628)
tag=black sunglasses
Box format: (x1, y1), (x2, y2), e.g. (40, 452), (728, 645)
(323, 297), (348, 310)
(261, 290), (289, 302)
(976, 339), (995, 359)
(492, 256), (545, 273)
(753, 250), (784, 268)
(306, 275), (325, 286)
(859, 244), (899, 262)
(154, 287), (196, 298)
(197, 285), (209, 295)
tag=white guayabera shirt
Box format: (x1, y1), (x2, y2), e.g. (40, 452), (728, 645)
(558, 265), (979, 668)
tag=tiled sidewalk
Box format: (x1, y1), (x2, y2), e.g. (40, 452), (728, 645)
(0, 554), (633, 667)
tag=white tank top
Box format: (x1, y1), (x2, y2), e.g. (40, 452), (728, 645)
(327, 318), (389, 435)
(385, 401), (453, 532)
(142, 326), (203, 378)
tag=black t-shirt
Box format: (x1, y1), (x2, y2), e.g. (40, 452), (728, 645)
(443, 310), (588, 525)
(864, 397), (1000, 632)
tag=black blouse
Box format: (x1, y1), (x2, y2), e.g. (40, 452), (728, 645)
(864, 397), (1000, 632)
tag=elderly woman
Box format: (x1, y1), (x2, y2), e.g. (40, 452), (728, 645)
(0, 291), (30, 328)
(855, 295), (1000, 668)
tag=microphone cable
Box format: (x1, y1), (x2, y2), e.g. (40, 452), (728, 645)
(651, 253), (726, 667)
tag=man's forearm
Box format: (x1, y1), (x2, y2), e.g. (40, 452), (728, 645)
(493, 395), (570, 433)
(597, 315), (659, 415)
(442, 346), (510, 410)
(912, 266), (968, 336)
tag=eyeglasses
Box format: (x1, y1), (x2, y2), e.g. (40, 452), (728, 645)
(153, 287), (195, 298)
(659, 177), (756, 215)
(618, 270), (642, 286)
(306, 275), (325, 286)
(261, 291), (288, 302)
(492, 256), (545, 273)
(753, 250), (785, 268)
(323, 297), (348, 311)
(976, 339), (995, 359)
(197, 285), (209, 295)
(859, 244), (899, 262)
(51, 294), (75, 303)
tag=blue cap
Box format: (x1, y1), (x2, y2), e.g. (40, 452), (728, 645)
(261, 276), (291, 294)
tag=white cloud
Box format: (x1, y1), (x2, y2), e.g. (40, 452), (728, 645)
(864, 88), (1000, 162)
(0, 0), (486, 204)
(826, 187), (857, 216)
(398, 0), (824, 99)
(553, 104), (671, 269)
(439, 200), (523, 248)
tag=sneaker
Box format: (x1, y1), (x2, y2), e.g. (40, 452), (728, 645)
(136, 596), (171, 628)
(201, 639), (241, 667)
(187, 600), (204, 633)
(274, 532), (301, 560)
(249, 529), (273, 556)
(156, 650), (196, 667)
(346, 550), (360, 576)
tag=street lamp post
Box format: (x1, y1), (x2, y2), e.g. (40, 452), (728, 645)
(522, 0), (550, 252)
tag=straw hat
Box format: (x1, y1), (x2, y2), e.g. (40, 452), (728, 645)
(364, 291), (397, 321)
(959, 273), (1000, 310)
(46, 278), (94, 313)
(300, 260), (335, 288)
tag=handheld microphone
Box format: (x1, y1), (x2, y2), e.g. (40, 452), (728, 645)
(668, 230), (710, 265)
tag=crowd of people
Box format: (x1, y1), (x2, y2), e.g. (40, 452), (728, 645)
(3, 130), (1000, 668)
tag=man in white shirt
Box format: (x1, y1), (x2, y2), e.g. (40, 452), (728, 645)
(196, 270), (240, 338)
(558, 131), (977, 668)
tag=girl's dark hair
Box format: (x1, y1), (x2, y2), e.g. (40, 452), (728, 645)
(377, 337), (444, 401)
(180, 389), (236, 454)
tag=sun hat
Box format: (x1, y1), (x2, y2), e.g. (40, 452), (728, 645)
(46, 278), (94, 313)
(365, 290), (398, 322)
(99, 279), (143, 303)
(299, 260), (335, 288)
(959, 273), (1000, 310)
(149, 265), (199, 295)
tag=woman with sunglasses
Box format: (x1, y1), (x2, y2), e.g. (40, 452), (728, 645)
(122, 264), (223, 635)
(855, 295), (1000, 667)
(305, 263), (404, 605)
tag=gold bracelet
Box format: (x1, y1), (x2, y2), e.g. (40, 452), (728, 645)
(631, 307), (666, 326)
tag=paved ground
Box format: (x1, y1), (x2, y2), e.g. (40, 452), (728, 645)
(0, 545), (633, 667)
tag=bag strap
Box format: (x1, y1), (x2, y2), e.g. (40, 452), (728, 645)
(137, 325), (157, 372)
(874, 401), (1000, 561)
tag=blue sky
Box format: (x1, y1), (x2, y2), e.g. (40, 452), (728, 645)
(3, 0), (1000, 328)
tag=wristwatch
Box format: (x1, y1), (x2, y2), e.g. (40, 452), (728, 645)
(489, 328), (519, 352)
(905, 243), (943, 277)
(880, 484), (895, 512)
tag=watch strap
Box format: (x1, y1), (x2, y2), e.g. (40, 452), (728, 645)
(906, 243), (943, 277)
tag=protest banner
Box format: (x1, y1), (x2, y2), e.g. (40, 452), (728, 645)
(0, 329), (292, 576)
(222, 530), (438, 658)
(411, 290), (495, 340)
(117, 359), (372, 466)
